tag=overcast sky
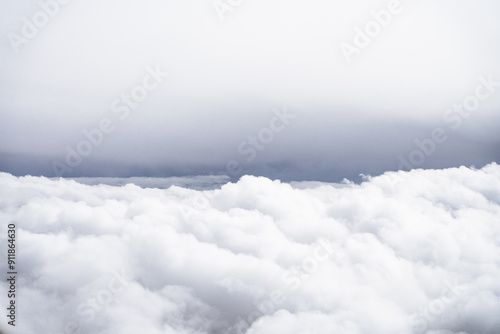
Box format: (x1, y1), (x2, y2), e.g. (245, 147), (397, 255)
(1, 0), (499, 181)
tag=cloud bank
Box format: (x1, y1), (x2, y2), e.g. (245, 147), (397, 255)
(1, 163), (500, 333)
(1, 0), (499, 179)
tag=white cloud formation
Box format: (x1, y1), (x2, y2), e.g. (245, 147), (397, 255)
(1, 164), (500, 333)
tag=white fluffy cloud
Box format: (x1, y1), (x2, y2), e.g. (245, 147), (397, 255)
(1, 164), (500, 334)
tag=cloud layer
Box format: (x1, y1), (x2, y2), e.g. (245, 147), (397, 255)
(1, 163), (500, 333)
(1, 0), (499, 179)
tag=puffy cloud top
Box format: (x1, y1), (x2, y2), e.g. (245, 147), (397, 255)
(1, 164), (500, 333)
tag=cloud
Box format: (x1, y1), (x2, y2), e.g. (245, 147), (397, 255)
(1, 163), (500, 333)
(66, 175), (231, 190)
(1, 0), (499, 179)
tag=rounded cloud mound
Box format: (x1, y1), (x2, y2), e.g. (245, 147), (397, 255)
(1, 164), (499, 334)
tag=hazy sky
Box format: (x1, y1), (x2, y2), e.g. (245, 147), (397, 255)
(1, 0), (499, 181)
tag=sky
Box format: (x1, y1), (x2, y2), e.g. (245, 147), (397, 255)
(1, 163), (499, 333)
(0, 0), (499, 181)
(1, 2), (500, 332)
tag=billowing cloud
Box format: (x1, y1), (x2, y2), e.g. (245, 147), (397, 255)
(1, 163), (499, 333)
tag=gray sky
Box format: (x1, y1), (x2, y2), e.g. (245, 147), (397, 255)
(1, 0), (499, 181)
